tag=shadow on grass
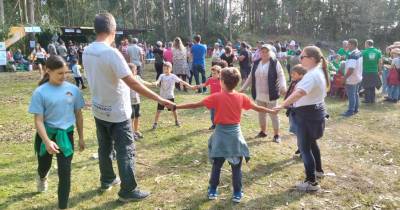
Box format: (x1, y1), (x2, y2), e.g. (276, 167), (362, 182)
(145, 128), (211, 149)
(178, 188), (305, 210)
(86, 199), (127, 210)
(0, 192), (40, 209)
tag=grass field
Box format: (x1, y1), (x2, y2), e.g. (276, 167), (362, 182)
(0, 63), (399, 210)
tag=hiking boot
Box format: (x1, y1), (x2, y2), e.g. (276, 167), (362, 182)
(296, 180), (320, 192)
(100, 177), (121, 191)
(255, 131), (267, 138)
(37, 175), (48, 192)
(118, 189), (150, 202)
(273, 135), (281, 143)
(207, 187), (218, 200)
(232, 191), (244, 203)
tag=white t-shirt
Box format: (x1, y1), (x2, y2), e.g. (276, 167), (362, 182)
(294, 66), (327, 107)
(345, 49), (363, 85)
(71, 64), (82, 78)
(130, 75), (144, 105)
(254, 60), (286, 102)
(392, 57), (400, 69)
(127, 44), (143, 67)
(83, 42), (132, 123)
(157, 74), (182, 99)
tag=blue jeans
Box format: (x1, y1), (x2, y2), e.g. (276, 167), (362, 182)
(94, 118), (137, 197)
(382, 67), (389, 95)
(293, 110), (325, 183)
(345, 84), (360, 114)
(364, 87), (376, 103)
(210, 109), (215, 126)
(388, 85), (400, 100)
(209, 157), (242, 193)
(192, 64), (207, 93)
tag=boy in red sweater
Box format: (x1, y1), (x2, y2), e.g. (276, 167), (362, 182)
(194, 65), (222, 129)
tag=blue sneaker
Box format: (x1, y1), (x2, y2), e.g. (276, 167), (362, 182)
(207, 187), (218, 200)
(232, 191), (244, 203)
(341, 111), (354, 117)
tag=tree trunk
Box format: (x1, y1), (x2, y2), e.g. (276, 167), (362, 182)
(160, 0), (168, 41)
(27, 0), (34, 23)
(132, 0), (138, 28)
(228, 0), (232, 41)
(0, 0), (4, 26)
(143, 0), (149, 27)
(203, 0), (209, 31)
(187, 0), (193, 40)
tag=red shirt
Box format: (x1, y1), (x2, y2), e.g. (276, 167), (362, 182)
(202, 91), (253, 124)
(204, 78), (222, 94)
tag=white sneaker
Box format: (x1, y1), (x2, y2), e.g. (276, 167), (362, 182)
(37, 175), (48, 192)
(296, 181), (320, 192)
(316, 171), (325, 178)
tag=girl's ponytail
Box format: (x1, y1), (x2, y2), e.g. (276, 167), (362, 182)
(320, 56), (331, 90)
(38, 73), (49, 86)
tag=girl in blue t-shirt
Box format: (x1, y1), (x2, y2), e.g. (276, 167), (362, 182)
(28, 55), (85, 209)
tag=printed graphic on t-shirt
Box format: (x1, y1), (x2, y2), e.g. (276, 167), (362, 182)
(92, 102), (112, 117)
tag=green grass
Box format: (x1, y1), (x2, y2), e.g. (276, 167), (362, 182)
(0, 62), (399, 210)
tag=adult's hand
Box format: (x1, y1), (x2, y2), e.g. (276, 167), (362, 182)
(159, 98), (175, 110)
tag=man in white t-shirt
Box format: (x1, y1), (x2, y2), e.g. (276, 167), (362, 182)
(82, 13), (174, 202)
(342, 39), (362, 117)
(127, 37), (144, 76)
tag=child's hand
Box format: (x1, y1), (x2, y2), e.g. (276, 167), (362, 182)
(79, 138), (85, 152)
(192, 85), (198, 90)
(45, 140), (60, 154)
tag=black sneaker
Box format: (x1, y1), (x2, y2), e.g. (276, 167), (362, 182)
(273, 135), (281, 143)
(209, 125), (216, 130)
(295, 150), (300, 155)
(118, 189), (150, 202)
(255, 131), (267, 138)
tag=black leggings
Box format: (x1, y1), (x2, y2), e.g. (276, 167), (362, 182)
(74, 77), (85, 89)
(155, 63), (163, 80)
(35, 133), (74, 209)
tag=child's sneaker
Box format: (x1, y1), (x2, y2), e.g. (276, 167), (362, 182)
(273, 135), (281, 143)
(207, 187), (218, 200)
(232, 191), (243, 203)
(255, 131), (267, 138)
(36, 175), (48, 192)
(295, 180), (320, 192)
(175, 121), (181, 127)
(209, 125), (216, 130)
(152, 123), (158, 130)
(134, 132), (144, 139)
(295, 150), (300, 155)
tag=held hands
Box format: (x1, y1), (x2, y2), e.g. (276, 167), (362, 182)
(45, 140), (60, 154)
(160, 98), (176, 110)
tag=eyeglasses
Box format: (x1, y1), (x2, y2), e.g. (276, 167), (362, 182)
(300, 55), (311, 60)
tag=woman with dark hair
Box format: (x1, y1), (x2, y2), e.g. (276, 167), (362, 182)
(220, 46), (236, 67)
(153, 41), (165, 80)
(31, 43), (48, 79)
(238, 42), (252, 81)
(275, 46), (330, 192)
(29, 55), (85, 209)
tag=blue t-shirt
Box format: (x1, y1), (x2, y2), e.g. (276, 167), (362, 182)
(29, 82), (85, 130)
(191, 43), (207, 66)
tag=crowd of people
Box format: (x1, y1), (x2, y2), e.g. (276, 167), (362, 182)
(18, 11), (400, 209)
